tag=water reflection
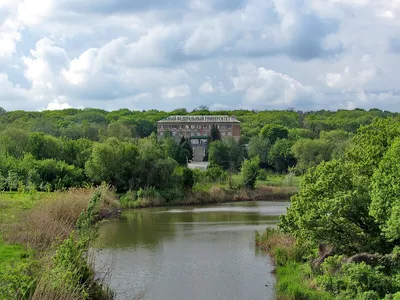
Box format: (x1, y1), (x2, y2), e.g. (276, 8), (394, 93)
(93, 201), (289, 300)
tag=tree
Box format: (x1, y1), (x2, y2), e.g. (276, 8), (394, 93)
(136, 120), (155, 138)
(241, 156), (260, 189)
(247, 136), (271, 167)
(370, 138), (400, 241)
(268, 139), (296, 173)
(0, 128), (30, 158)
(280, 159), (385, 254)
(224, 137), (244, 171)
(259, 124), (289, 144)
(208, 141), (229, 169)
(180, 137), (193, 161)
(27, 132), (63, 160)
(209, 124), (221, 142)
(291, 138), (335, 174)
(161, 136), (189, 165)
(85, 138), (139, 191)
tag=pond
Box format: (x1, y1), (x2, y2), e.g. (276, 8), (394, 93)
(93, 201), (290, 300)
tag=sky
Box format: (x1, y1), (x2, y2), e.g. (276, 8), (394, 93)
(1, 0), (400, 112)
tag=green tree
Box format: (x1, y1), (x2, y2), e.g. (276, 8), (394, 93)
(280, 159), (384, 254)
(208, 141), (229, 169)
(27, 132), (63, 160)
(259, 124), (289, 144)
(136, 120), (155, 138)
(247, 136), (271, 166)
(85, 138), (139, 191)
(370, 138), (400, 241)
(291, 138), (335, 174)
(209, 124), (222, 142)
(241, 156), (260, 189)
(268, 139), (296, 173)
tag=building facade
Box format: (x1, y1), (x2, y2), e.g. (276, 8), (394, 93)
(157, 115), (241, 144)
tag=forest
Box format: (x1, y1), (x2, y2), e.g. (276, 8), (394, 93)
(0, 106), (396, 196)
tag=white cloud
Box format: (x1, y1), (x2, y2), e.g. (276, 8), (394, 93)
(232, 63), (318, 109)
(45, 97), (72, 110)
(161, 85), (191, 99)
(199, 81), (215, 93)
(325, 54), (379, 89)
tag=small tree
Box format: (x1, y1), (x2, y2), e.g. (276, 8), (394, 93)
(241, 156), (260, 189)
(209, 124), (221, 142)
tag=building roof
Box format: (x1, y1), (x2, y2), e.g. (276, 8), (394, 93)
(157, 115), (240, 123)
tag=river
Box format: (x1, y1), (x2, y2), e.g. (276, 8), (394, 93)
(93, 201), (290, 300)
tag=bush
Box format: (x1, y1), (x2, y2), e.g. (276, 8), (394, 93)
(120, 190), (137, 209)
(205, 165), (228, 182)
(257, 169), (268, 181)
(241, 156), (260, 189)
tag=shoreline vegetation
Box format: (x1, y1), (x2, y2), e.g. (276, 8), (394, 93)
(0, 184), (119, 300)
(119, 184), (297, 209)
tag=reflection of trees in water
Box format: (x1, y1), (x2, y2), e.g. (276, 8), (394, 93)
(96, 206), (280, 250)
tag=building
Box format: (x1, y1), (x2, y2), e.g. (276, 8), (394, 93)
(157, 115), (241, 144)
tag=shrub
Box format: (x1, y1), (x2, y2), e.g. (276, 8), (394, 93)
(205, 165), (228, 182)
(241, 156), (260, 189)
(257, 169), (268, 181)
(120, 190), (137, 209)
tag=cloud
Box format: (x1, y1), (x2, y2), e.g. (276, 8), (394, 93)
(199, 81), (214, 93)
(324, 54), (380, 91)
(161, 85), (191, 99)
(231, 63), (318, 109)
(45, 97), (72, 110)
(0, 0), (400, 112)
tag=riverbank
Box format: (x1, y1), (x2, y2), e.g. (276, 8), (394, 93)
(255, 229), (333, 300)
(119, 184), (297, 209)
(0, 185), (119, 299)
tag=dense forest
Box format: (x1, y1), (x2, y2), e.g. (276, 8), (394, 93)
(0, 106), (397, 195)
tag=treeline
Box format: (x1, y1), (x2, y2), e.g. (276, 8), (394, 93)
(0, 107), (397, 193)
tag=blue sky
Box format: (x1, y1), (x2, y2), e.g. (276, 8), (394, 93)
(1, 0), (400, 111)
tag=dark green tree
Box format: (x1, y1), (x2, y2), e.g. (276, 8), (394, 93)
(268, 139), (296, 173)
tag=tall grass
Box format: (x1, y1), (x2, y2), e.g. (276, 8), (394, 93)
(255, 229), (332, 300)
(0, 185), (119, 300)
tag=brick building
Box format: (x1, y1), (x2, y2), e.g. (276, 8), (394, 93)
(157, 115), (241, 144)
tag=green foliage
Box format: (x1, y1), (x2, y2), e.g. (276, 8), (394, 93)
(205, 164), (228, 182)
(173, 166), (195, 189)
(291, 138), (335, 174)
(317, 260), (400, 299)
(208, 138), (244, 171)
(370, 138), (400, 241)
(268, 138), (296, 173)
(276, 262), (333, 300)
(240, 156), (260, 189)
(247, 135), (271, 166)
(280, 159), (383, 254)
(209, 124), (222, 142)
(259, 124), (289, 144)
(85, 138), (139, 191)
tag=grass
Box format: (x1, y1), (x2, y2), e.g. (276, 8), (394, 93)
(256, 173), (301, 188)
(276, 262), (333, 300)
(255, 229), (333, 300)
(0, 185), (119, 300)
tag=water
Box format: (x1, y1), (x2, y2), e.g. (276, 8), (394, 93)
(93, 201), (290, 300)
